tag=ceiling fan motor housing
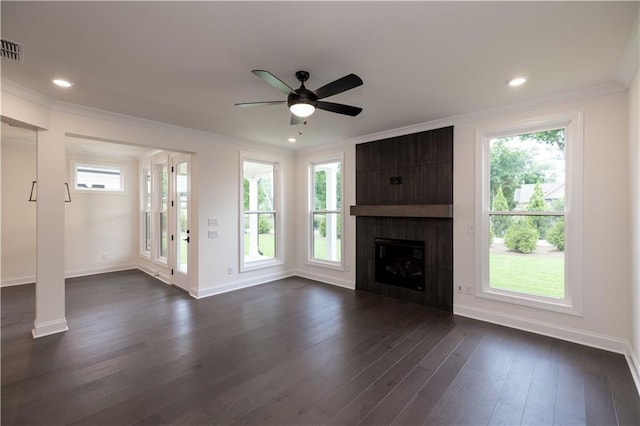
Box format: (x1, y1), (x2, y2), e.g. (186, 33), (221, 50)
(288, 89), (317, 109)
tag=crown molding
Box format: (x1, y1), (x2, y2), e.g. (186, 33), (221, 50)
(1, 79), (57, 109)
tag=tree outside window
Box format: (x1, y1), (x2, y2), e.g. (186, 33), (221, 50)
(488, 129), (566, 299)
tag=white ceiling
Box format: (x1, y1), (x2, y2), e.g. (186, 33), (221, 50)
(1, 2), (638, 150)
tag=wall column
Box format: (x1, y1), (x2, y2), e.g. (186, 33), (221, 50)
(33, 125), (68, 338)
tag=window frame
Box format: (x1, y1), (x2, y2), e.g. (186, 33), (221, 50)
(307, 154), (345, 270)
(71, 160), (125, 193)
(140, 161), (152, 259)
(239, 154), (282, 272)
(475, 111), (583, 316)
(155, 160), (169, 265)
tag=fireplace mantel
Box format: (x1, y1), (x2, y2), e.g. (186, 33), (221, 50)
(349, 204), (453, 218)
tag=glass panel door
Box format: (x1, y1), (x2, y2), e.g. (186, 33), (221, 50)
(171, 154), (190, 292)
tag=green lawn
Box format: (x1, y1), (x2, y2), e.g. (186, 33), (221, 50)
(244, 233), (275, 258)
(490, 252), (564, 298)
(313, 236), (341, 261)
(241, 233), (341, 262)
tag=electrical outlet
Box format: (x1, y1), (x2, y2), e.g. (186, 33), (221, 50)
(208, 230), (219, 238)
(464, 284), (473, 295)
(227, 266), (233, 275)
(102, 253), (108, 261)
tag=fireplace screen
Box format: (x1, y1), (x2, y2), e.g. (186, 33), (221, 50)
(375, 238), (425, 291)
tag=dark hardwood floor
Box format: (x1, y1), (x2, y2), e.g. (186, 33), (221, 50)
(2, 270), (639, 425)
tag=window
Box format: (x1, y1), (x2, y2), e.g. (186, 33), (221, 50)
(309, 158), (343, 266)
(156, 161), (169, 261)
(73, 162), (124, 192)
(476, 112), (583, 315)
(241, 158), (279, 270)
(141, 165), (151, 256)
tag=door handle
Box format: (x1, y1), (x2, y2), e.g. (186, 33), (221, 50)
(183, 236), (190, 243)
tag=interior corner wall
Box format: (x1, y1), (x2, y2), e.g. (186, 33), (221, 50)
(1, 139), (36, 285)
(294, 145), (357, 289)
(64, 155), (138, 277)
(454, 91), (631, 353)
(629, 67), (640, 373)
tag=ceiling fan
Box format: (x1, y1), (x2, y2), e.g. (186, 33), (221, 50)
(235, 70), (363, 125)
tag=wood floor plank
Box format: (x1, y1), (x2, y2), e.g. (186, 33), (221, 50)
(357, 317), (474, 426)
(2, 270), (638, 426)
(226, 307), (442, 425)
(604, 352), (640, 426)
(390, 324), (486, 425)
(327, 320), (456, 425)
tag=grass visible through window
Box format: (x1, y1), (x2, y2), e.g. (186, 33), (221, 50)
(490, 251), (564, 299)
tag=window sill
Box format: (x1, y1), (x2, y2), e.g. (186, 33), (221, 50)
(306, 259), (344, 271)
(240, 259), (283, 273)
(477, 287), (583, 317)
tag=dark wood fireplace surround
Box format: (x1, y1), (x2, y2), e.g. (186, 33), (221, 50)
(351, 126), (453, 312)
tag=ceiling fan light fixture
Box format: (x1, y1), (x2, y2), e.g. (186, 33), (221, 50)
(289, 102), (315, 118)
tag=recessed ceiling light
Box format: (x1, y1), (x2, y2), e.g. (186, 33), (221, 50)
(288, 137), (297, 143)
(52, 78), (73, 88)
(507, 77), (527, 87)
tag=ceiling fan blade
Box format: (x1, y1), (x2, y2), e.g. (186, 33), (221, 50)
(313, 74), (363, 99)
(252, 70), (295, 95)
(290, 114), (304, 125)
(316, 101), (363, 117)
(235, 101), (286, 107)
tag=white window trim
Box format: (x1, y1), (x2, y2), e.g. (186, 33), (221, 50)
(139, 161), (152, 259)
(307, 153), (345, 270)
(154, 159), (169, 266)
(474, 110), (584, 316)
(70, 159), (126, 193)
(239, 153), (283, 273)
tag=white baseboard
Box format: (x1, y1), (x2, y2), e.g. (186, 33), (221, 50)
(454, 303), (629, 354)
(194, 270), (295, 299)
(2, 264), (138, 287)
(137, 264), (172, 285)
(65, 264), (137, 279)
(293, 270), (355, 290)
(626, 344), (640, 397)
(32, 318), (68, 338)
(1, 276), (36, 287)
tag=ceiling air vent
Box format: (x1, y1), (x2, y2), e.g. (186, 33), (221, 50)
(1, 39), (24, 63)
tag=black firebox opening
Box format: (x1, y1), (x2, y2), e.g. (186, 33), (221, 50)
(375, 238), (425, 292)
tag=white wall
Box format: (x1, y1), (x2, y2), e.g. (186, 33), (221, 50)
(294, 146), (357, 288)
(64, 155), (138, 277)
(454, 92), (631, 352)
(629, 68), (640, 379)
(1, 142), (140, 284)
(1, 139), (36, 285)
